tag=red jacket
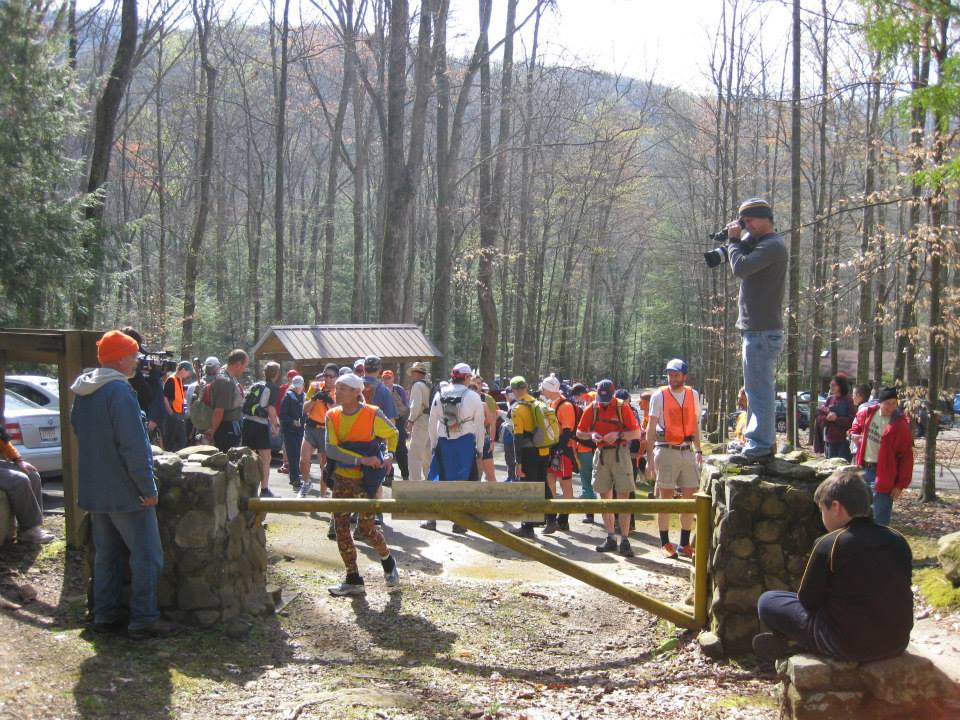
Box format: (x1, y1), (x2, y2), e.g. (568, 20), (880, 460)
(850, 404), (913, 493)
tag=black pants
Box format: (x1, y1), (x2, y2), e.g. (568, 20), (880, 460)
(394, 420), (409, 479)
(162, 413), (187, 453)
(214, 420), (242, 453)
(517, 447), (553, 529)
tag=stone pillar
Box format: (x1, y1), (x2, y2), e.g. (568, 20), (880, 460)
(699, 452), (851, 655)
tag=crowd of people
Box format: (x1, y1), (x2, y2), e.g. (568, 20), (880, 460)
(37, 196), (914, 664)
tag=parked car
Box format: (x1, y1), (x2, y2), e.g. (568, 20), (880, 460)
(4, 374), (59, 409)
(4, 389), (61, 476)
(775, 398), (809, 433)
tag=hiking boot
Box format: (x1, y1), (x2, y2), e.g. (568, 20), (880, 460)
(557, 518), (570, 531)
(327, 522), (337, 540)
(297, 481), (313, 498)
(18, 526), (55, 545)
(677, 544), (695, 559)
(511, 525), (536, 539)
(91, 619), (126, 636)
(582, 514), (595, 524)
(752, 632), (793, 661)
(290, 480), (301, 491)
(384, 564), (400, 589)
(328, 580), (366, 597)
(127, 619), (182, 640)
(420, 520), (437, 531)
(259, 487), (275, 498)
(451, 524), (468, 535)
(661, 543), (679, 560)
(542, 521), (559, 535)
(619, 538), (635, 558)
(595, 536), (618, 553)
(729, 451), (774, 466)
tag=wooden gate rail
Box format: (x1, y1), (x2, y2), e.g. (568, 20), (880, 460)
(245, 495), (712, 630)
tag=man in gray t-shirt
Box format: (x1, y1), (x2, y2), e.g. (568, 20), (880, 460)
(724, 198), (788, 465)
(206, 349), (249, 452)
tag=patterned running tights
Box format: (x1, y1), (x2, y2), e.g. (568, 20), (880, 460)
(332, 473), (389, 575)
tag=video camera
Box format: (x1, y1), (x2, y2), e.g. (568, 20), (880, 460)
(138, 349), (176, 375)
(703, 219), (745, 268)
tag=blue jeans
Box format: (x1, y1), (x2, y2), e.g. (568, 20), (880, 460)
(577, 450), (596, 499)
(863, 466), (893, 525)
(742, 330), (783, 456)
(91, 508), (164, 630)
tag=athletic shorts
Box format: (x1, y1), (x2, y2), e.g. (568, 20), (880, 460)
(548, 454), (573, 480)
(482, 437), (494, 460)
(241, 419), (271, 451)
(592, 446), (635, 495)
(653, 446), (700, 491)
(303, 424), (325, 451)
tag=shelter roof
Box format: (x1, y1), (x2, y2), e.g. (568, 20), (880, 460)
(251, 324), (441, 365)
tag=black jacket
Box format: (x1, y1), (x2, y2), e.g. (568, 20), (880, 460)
(799, 516), (913, 662)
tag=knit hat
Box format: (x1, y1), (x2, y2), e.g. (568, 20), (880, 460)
(97, 330), (140, 365)
(539, 374), (561, 393)
(738, 198), (774, 220)
(877, 386), (899, 402)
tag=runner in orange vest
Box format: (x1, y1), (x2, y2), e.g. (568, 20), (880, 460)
(324, 372), (399, 596)
(162, 361), (193, 452)
(576, 379), (642, 557)
(644, 359), (703, 560)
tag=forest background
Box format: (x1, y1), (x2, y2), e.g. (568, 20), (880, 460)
(1, 0), (958, 494)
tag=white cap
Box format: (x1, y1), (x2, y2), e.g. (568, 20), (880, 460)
(353, 358), (365, 369)
(291, 375), (304, 387)
(335, 373), (364, 390)
(203, 356), (220, 369)
(540, 374), (561, 393)
(450, 362), (473, 378)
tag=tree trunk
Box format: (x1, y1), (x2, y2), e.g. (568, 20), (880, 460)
(75, 0), (138, 328)
(857, 62), (881, 385)
(181, 0), (216, 358)
(272, 0), (291, 322)
(786, 0), (801, 446)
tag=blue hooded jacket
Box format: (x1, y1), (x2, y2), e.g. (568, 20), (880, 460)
(70, 368), (156, 512)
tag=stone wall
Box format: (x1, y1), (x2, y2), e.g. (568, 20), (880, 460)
(777, 650), (956, 719)
(698, 452), (851, 655)
(151, 445), (274, 627)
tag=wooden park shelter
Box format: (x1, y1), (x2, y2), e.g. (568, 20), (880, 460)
(251, 324), (442, 377)
(0, 329), (103, 547)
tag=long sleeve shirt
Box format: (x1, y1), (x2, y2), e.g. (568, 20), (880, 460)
(325, 405), (398, 480)
(728, 231), (788, 331)
(408, 379), (432, 424)
(427, 383), (486, 455)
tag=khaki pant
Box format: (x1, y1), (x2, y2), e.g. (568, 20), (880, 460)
(407, 418), (431, 482)
(653, 446), (700, 491)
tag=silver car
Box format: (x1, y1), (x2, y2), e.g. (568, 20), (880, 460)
(4, 375), (59, 409)
(4, 389), (61, 477)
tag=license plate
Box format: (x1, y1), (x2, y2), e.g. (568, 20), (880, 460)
(39, 427), (58, 442)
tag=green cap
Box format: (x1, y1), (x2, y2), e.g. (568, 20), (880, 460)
(509, 375), (528, 388)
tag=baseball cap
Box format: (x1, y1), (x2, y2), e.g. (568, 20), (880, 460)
(877, 386), (898, 402)
(540, 374), (561, 393)
(596, 379), (615, 403)
(338, 366), (353, 376)
(509, 375), (528, 388)
(291, 375), (304, 387)
(177, 360), (193, 372)
(353, 358), (365, 369)
(335, 373), (364, 390)
(364, 355), (382, 371)
(451, 362), (473, 379)
(286, 369), (299, 380)
(665, 358), (688, 374)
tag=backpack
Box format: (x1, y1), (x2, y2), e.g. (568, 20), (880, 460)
(242, 381), (268, 418)
(189, 380), (215, 432)
(439, 384), (466, 433)
(518, 397), (560, 449)
(591, 398), (627, 429)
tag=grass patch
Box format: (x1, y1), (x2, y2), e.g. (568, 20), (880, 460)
(714, 693), (778, 711)
(916, 567), (960, 610)
(901, 534), (941, 565)
(37, 539), (67, 562)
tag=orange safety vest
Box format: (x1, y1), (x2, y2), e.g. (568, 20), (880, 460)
(328, 404), (377, 443)
(306, 381), (334, 425)
(658, 385), (697, 445)
(170, 374), (184, 414)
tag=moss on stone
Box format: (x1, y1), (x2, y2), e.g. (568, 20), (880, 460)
(915, 567), (960, 609)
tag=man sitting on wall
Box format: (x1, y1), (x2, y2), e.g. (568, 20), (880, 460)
(752, 469), (912, 662)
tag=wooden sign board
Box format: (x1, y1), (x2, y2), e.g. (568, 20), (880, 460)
(391, 481), (544, 522)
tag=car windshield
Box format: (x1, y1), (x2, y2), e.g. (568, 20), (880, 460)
(5, 389), (42, 410)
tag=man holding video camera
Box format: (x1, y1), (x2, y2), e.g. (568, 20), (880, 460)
(718, 198), (787, 465)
